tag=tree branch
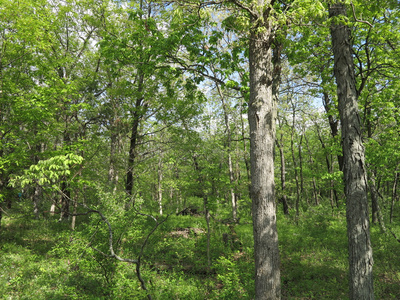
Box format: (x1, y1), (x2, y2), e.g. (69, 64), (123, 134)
(351, 2), (372, 27)
(227, 0), (258, 19)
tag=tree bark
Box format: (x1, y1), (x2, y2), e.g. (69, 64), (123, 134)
(329, 3), (374, 299)
(249, 5), (281, 298)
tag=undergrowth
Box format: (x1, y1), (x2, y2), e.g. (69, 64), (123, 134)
(1, 204), (399, 299)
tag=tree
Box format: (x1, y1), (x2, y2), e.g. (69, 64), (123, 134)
(329, 3), (374, 299)
(245, 1), (281, 297)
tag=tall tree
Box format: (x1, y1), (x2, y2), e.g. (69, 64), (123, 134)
(329, 3), (374, 299)
(246, 1), (281, 298)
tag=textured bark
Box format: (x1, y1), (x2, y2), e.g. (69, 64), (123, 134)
(249, 7), (281, 299)
(329, 4), (374, 299)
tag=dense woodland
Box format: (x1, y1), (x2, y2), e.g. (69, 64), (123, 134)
(1, 0), (400, 299)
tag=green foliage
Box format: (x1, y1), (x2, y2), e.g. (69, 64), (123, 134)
(2, 203), (400, 299)
(1, 0), (400, 299)
(214, 255), (251, 299)
(10, 153), (84, 189)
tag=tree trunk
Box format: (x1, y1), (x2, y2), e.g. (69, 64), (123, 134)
(125, 72), (146, 205)
(369, 170), (385, 231)
(276, 132), (289, 215)
(204, 195), (211, 269)
(157, 155), (163, 216)
(249, 7), (281, 299)
(216, 83), (238, 221)
(315, 122), (340, 208)
(390, 171), (399, 223)
(329, 4), (374, 299)
(239, 95), (251, 191)
(109, 124), (121, 193)
(59, 181), (70, 221)
(33, 186), (42, 220)
(298, 134), (304, 197)
(290, 107), (300, 220)
(323, 91), (344, 171)
(303, 130), (319, 205)
(273, 42), (288, 215)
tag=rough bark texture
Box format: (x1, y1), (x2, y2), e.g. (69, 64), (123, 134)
(249, 6), (281, 299)
(329, 3), (374, 299)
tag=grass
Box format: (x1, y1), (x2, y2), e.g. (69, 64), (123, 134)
(1, 204), (399, 299)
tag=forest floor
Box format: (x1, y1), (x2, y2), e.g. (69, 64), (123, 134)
(1, 204), (399, 299)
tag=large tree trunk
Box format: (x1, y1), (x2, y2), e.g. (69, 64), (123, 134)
(249, 6), (281, 299)
(329, 4), (374, 299)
